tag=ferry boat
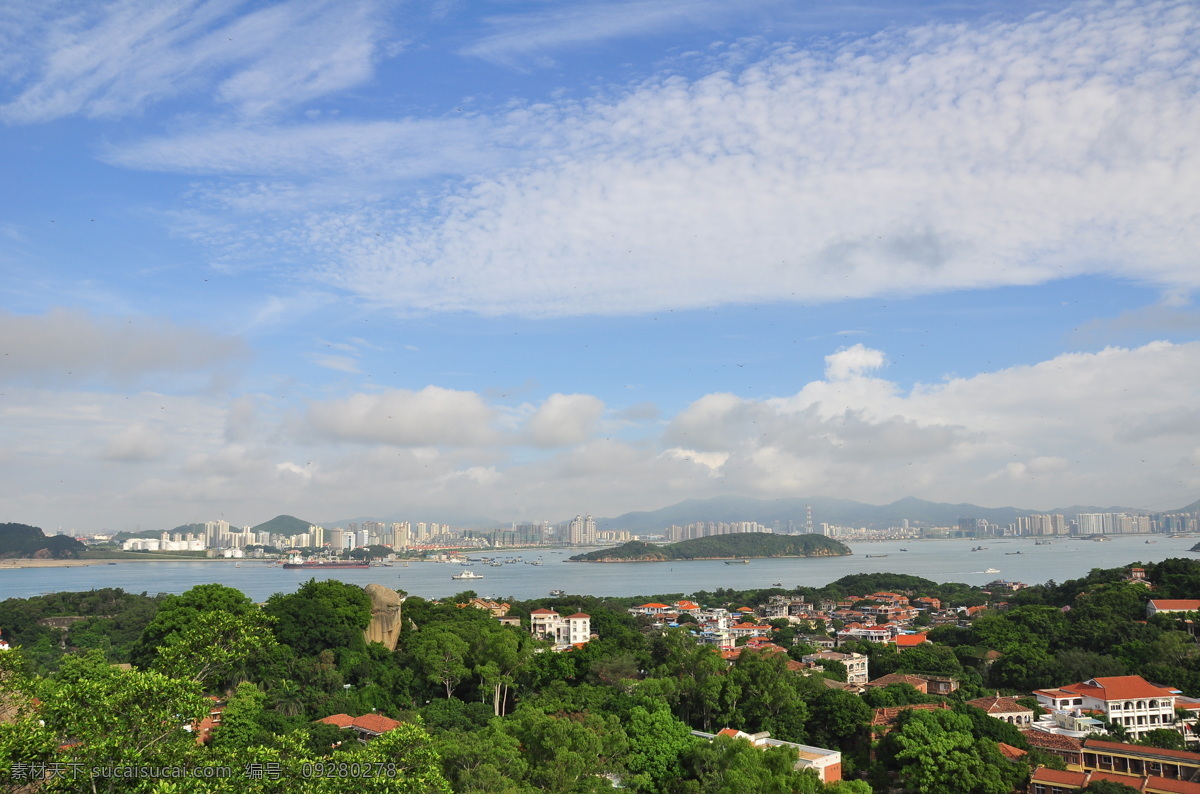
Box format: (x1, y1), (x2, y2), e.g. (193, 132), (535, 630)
(451, 570), (483, 580)
(549, 589), (566, 597)
(984, 568), (1001, 574)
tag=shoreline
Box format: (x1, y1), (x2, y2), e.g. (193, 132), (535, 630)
(568, 553), (853, 563)
(0, 556), (248, 569)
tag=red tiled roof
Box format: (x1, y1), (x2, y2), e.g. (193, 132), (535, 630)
(996, 742), (1027, 760)
(566, 613), (590, 619)
(867, 673), (928, 688)
(869, 703), (950, 727)
(966, 695), (1030, 714)
(1145, 776), (1200, 794)
(674, 601), (700, 610)
(1064, 676), (1177, 701)
(352, 714), (401, 735)
(637, 603), (671, 609)
(317, 713), (356, 728)
(716, 728), (743, 739)
(317, 713), (401, 735)
(894, 633), (929, 646)
(1150, 600), (1200, 611)
(1083, 738), (1200, 763)
(1020, 730), (1082, 753)
(1029, 767), (1087, 786)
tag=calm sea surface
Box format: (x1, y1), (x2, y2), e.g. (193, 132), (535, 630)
(2, 535), (1196, 602)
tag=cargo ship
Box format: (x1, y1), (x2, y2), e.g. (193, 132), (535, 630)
(282, 560), (370, 569)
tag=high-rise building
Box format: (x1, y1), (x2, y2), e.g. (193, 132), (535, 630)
(309, 525), (325, 548)
(567, 515), (596, 545)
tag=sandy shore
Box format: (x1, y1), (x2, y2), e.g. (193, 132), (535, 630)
(0, 556), (237, 569)
(0, 559), (106, 569)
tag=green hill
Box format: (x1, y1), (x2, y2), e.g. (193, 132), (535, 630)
(0, 523), (86, 559)
(250, 515), (314, 537)
(568, 532), (851, 562)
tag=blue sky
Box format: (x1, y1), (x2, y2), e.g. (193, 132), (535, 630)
(2, 0), (1200, 532)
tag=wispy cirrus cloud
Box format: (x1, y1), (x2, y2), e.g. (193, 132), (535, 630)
(109, 1), (1200, 319)
(460, 0), (773, 67)
(0, 0), (387, 123)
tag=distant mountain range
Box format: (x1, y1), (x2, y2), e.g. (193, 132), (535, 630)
(594, 495), (1162, 534)
(127, 493), (1197, 540)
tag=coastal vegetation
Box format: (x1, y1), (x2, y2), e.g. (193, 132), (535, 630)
(0, 522), (85, 559)
(568, 532), (851, 562)
(3, 559), (1200, 791)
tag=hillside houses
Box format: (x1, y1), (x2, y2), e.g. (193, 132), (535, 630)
(529, 608), (592, 650)
(1034, 676), (1182, 742)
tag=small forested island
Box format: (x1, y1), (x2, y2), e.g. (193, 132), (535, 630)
(568, 531), (851, 562)
(0, 522), (85, 559)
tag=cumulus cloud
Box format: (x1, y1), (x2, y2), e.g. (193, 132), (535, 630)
(102, 423), (167, 462)
(524, 393), (606, 447)
(666, 340), (1200, 509)
(305, 386), (498, 446)
(0, 0), (385, 123)
(6, 342), (1200, 531)
(825, 344), (886, 380)
(0, 308), (245, 386)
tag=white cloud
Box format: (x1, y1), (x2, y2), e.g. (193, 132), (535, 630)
(294, 1), (1200, 316)
(0, 0), (385, 123)
(309, 354), (361, 374)
(0, 308), (245, 386)
(825, 344), (886, 380)
(524, 393), (605, 447)
(460, 0), (754, 67)
(102, 423), (168, 462)
(4, 341), (1200, 532)
(105, 118), (498, 178)
(304, 386), (498, 446)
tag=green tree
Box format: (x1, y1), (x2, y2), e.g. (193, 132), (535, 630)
(131, 583), (257, 668)
(432, 724), (532, 793)
(409, 628), (471, 699)
(622, 704), (698, 793)
(264, 580), (372, 658)
(152, 609), (277, 691)
(888, 709), (1022, 794)
(31, 650), (211, 792)
(1081, 781), (1141, 794)
(210, 682), (269, 751)
(497, 706), (627, 793)
(674, 735), (821, 794)
(1139, 728), (1188, 751)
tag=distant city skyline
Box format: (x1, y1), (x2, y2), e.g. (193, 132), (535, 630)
(2, 0), (1199, 532)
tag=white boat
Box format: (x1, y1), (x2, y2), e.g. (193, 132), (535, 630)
(984, 568), (1001, 574)
(452, 570), (483, 580)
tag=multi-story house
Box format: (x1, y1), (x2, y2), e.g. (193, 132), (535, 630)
(802, 651), (868, 684)
(1034, 676), (1181, 741)
(529, 609), (591, 649)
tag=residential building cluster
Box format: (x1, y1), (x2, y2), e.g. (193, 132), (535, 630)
(663, 521), (775, 542)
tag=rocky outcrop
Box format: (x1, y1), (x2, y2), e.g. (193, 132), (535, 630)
(364, 584), (404, 651)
